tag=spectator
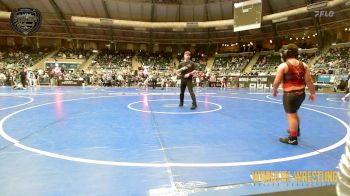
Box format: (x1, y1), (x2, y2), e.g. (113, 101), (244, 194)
(0, 72), (6, 86)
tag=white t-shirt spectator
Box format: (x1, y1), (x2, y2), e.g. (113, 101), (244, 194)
(0, 73), (6, 81)
(38, 69), (44, 76)
(117, 75), (124, 81)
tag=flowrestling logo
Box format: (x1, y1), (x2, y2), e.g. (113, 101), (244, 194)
(314, 10), (334, 18)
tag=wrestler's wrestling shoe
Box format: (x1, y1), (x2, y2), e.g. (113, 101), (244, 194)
(279, 136), (298, 145)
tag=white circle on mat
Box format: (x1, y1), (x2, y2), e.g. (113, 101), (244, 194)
(0, 96), (34, 111)
(128, 99), (222, 114)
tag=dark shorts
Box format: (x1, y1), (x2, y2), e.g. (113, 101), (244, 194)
(283, 89), (305, 113)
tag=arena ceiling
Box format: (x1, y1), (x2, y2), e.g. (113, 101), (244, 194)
(0, 0), (349, 44)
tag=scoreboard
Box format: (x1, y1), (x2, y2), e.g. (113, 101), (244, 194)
(233, 0), (262, 32)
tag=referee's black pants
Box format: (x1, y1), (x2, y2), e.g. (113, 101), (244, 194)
(180, 78), (196, 105)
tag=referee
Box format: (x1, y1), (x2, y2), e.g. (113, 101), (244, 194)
(177, 51), (197, 110)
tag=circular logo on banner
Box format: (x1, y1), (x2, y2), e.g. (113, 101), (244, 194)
(10, 8), (42, 36)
